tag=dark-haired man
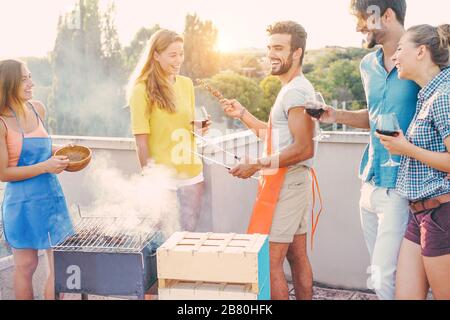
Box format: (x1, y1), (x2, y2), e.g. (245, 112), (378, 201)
(220, 21), (317, 300)
(311, 0), (420, 299)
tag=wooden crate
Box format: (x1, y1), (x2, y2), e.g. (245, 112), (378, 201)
(157, 232), (270, 300)
(159, 281), (262, 300)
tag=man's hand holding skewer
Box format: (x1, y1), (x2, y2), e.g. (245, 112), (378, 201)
(196, 78), (247, 120)
(229, 157), (262, 180)
(220, 99), (247, 120)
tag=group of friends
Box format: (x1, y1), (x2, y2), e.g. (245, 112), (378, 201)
(0, 0), (448, 300)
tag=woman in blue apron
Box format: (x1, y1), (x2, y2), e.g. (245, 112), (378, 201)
(0, 59), (74, 300)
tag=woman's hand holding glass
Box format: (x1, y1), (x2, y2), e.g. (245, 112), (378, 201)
(192, 106), (212, 136)
(375, 113), (405, 167)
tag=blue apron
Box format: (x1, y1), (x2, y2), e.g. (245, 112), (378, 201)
(1, 104), (74, 249)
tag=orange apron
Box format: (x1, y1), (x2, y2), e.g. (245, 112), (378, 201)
(247, 118), (288, 235)
(247, 118), (323, 250)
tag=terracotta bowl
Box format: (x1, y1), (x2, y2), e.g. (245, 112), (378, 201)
(54, 145), (92, 172)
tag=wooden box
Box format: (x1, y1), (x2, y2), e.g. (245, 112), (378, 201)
(157, 232), (270, 300)
(158, 281), (261, 300)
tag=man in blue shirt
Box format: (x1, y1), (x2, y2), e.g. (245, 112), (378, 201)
(314, 0), (420, 299)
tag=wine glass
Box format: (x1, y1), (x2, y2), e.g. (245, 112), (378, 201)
(376, 113), (401, 167)
(305, 92), (328, 141)
(192, 106), (209, 129)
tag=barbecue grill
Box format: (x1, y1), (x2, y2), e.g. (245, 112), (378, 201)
(52, 215), (163, 300)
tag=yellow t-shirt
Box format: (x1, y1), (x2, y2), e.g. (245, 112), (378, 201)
(129, 76), (203, 179)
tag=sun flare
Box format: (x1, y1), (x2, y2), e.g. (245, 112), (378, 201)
(216, 34), (235, 52)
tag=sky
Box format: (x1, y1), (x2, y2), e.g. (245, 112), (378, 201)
(0, 0), (449, 58)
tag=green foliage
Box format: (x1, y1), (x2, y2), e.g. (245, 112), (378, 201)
(24, 57), (52, 86)
(122, 25), (161, 73)
(23, 57), (52, 106)
(30, 3), (371, 136)
(48, 0), (129, 136)
(305, 47), (370, 109)
(182, 14), (220, 80)
(241, 56), (260, 69)
(302, 63), (314, 74)
(203, 72), (263, 128)
(214, 47), (370, 123)
(218, 51), (266, 79)
(194, 89), (225, 125)
(209, 72), (262, 108)
(101, 1), (124, 78)
(196, 74), (279, 126)
(258, 76), (281, 121)
(329, 59), (365, 101)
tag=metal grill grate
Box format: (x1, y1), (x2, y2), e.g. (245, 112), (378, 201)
(53, 216), (157, 253)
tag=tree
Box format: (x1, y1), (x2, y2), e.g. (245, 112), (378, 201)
(304, 47), (370, 109)
(205, 72), (263, 128)
(123, 25), (161, 73)
(48, 0), (129, 137)
(327, 59), (365, 104)
(101, 1), (124, 78)
(194, 88), (225, 125)
(182, 14), (220, 80)
(25, 57), (52, 87)
(258, 76), (282, 121)
(24, 57), (52, 107)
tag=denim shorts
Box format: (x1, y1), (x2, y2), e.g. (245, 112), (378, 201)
(405, 202), (450, 257)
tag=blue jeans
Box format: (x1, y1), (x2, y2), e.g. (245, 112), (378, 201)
(359, 182), (409, 300)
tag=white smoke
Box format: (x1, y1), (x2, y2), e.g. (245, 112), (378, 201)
(69, 154), (180, 241)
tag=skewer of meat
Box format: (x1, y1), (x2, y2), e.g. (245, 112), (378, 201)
(196, 79), (225, 101)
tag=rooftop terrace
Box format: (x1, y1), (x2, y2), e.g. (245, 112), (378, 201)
(1, 130), (380, 300)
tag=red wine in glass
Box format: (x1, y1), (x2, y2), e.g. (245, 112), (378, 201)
(192, 119), (209, 128)
(376, 113), (401, 167)
(375, 129), (400, 137)
(306, 108), (325, 119)
(191, 106), (210, 129)
(306, 92), (329, 141)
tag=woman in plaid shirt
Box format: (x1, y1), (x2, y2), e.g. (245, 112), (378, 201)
(377, 24), (450, 300)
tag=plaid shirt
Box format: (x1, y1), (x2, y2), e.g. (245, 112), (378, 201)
(396, 67), (450, 201)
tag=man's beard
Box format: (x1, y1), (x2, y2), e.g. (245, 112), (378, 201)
(364, 33), (377, 49)
(271, 53), (294, 76)
(364, 29), (384, 49)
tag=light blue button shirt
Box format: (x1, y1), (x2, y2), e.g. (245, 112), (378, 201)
(359, 48), (420, 188)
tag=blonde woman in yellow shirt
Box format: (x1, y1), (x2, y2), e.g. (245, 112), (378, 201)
(127, 29), (211, 231)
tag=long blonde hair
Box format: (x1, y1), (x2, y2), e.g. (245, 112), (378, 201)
(0, 59), (26, 117)
(127, 29), (184, 113)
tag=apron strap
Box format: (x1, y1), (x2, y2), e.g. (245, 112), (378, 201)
(27, 102), (46, 129)
(0, 116), (8, 134)
(7, 106), (24, 138)
(310, 167), (323, 251)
